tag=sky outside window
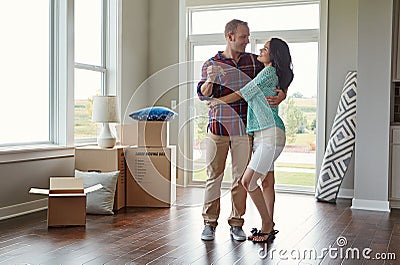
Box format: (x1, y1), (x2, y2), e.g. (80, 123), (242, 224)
(191, 3), (319, 35)
(0, 0), (49, 145)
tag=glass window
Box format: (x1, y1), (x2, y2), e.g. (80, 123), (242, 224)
(257, 41), (318, 187)
(255, 42), (318, 98)
(75, 0), (102, 66)
(74, 0), (105, 141)
(191, 3), (319, 35)
(74, 69), (102, 139)
(0, 0), (50, 145)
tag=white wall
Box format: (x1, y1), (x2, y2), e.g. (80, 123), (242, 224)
(148, 0), (180, 148)
(120, 0), (149, 123)
(0, 150), (74, 220)
(148, 0), (179, 77)
(353, 0), (392, 211)
(120, 0), (180, 144)
(326, 0), (358, 192)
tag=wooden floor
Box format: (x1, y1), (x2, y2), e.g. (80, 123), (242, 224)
(0, 187), (399, 265)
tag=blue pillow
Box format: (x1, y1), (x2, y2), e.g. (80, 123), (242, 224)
(129, 106), (178, 121)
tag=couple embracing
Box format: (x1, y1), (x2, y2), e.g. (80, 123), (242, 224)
(197, 19), (294, 243)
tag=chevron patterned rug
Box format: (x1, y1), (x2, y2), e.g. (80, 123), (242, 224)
(316, 71), (357, 202)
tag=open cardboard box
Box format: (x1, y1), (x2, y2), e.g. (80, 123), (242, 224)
(30, 177), (102, 227)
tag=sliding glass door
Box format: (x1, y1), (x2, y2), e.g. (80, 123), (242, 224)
(187, 1), (321, 191)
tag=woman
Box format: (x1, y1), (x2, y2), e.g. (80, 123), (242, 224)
(209, 37), (293, 242)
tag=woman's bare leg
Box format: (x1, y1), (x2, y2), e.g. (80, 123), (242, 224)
(241, 168), (273, 234)
(261, 171), (275, 227)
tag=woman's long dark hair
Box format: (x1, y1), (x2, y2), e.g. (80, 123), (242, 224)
(269, 38), (294, 92)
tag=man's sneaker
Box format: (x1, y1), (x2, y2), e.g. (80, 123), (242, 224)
(230, 226), (246, 241)
(201, 225), (215, 241)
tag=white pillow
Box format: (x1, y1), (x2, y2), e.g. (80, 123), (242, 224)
(75, 169), (119, 215)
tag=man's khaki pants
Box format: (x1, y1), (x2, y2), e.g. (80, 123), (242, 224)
(202, 133), (252, 227)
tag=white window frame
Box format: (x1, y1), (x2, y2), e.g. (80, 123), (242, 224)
(52, 0), (75, 147)
(74, 0), (107, 144)
(59, 0), (120, 146)
(179, 0), (327, 193)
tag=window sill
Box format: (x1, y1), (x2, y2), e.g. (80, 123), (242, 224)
(74, 142), (98, 148)
(0, 144), (75, 164)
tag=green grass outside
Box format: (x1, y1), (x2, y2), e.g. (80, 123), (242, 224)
(193, 167), (315, 186)
(275, 171), (315, 186)
(193, 166), (315, 187)
(275, 162), (315, 169)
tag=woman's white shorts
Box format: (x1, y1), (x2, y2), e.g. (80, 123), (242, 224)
(247, 127), (286, 175)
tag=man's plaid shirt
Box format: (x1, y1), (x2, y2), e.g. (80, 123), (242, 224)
(197, 51), (264, 136)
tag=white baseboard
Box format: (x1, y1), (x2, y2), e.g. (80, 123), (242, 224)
(0, 199), (47, 221)
(351, 198), (390, 212)
(338, 188), (354, 199)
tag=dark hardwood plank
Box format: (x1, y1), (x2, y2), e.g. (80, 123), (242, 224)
(0, 187), (398, 265)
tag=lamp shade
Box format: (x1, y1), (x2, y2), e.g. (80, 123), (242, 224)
(92, 96), (119, 123)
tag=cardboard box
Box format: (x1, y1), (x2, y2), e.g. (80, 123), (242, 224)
(29, 177), (102, 227)
(125, 146), (176, 207)
(116, 124), (138, 146)
(137, 121), (169, 147)
(75, 146), (126, 211)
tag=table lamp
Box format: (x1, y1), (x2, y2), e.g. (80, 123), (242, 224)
(92, 96), (119, 148)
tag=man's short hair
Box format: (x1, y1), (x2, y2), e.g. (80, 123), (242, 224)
(224, 19), (248, 37)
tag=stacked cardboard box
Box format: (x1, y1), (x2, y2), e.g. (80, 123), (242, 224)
(137, 121), (169, 147)
(123, 121), (176, 207)
(75, 146), (126, 211)
(116, 124), (138, 146)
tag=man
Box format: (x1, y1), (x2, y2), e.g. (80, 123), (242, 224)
(197, 19), (286, 241)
